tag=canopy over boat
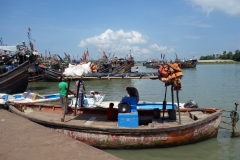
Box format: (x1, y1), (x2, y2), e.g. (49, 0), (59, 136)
(0, 46), (17, 52)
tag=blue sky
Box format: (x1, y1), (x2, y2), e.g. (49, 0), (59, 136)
(0, 0), (240, 61)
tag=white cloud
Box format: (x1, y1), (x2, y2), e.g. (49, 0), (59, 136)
(149, 44), (175, 53)
(78, 29), (148, 48)
(188, 0), (240, 16)
(78, 29), (175, 58)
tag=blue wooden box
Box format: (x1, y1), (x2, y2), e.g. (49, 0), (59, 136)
(121, 97), (137, 112)
(118, 112), (139, 128)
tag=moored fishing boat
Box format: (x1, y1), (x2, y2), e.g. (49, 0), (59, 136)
(96, 50), (135, 73)
(174, 54), (197, 69)
(42, 68), (63, 82)
(0, 29), (38, 94)
(7, 101), (222, 149)
(28, 63), (46, 82)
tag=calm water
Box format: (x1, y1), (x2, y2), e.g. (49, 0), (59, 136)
(27, 64), (240, 160)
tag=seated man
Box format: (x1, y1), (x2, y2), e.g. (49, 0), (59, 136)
(107, 103), (118, 121)
(125, 87), (139, 103)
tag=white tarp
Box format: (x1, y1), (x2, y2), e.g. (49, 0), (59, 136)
(63, 62), (92, 76)
(0, 46), (17, 52)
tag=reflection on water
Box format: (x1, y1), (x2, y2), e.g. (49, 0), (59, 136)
(27, 64), (240, 160)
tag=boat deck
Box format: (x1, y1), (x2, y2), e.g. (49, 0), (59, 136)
(23, 107), (209, 129)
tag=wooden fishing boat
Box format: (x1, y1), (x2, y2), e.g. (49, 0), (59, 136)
(7, 99), (222, 149)
(0, 29), (38, 93)
(97, 52), (135, 73)
(0, 50), (37, 94)
(111, 59), (134, 73)
(42, 68), (63, 82)
(28, 63), (46, 82)
(39, 53), (68, 82)
(174, 53), (197, 69)
(180, 59), (197, 68)
(0, 60), (31, 94)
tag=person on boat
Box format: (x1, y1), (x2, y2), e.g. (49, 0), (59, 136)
(107, 103), (118, 121)
(75, 78), (86, 107)
(58, 78), (68, 115)
(125, 87), (139, 103)
(90, 91), (95, 98)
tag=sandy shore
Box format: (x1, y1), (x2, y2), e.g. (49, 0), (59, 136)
(197, 60), (238, 63)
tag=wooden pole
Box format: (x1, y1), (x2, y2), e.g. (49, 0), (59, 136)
(74, 78), (81, 116)
(232, 102), (239, 137)
(162, 85), (167, 121)
(61, 79), (71, 122)
(171, 84), (174, 110)
(176, 86), (181, 124)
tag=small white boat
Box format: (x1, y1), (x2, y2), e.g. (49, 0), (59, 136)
(0, 91), (75, 105)
(69, 93), (105, 108)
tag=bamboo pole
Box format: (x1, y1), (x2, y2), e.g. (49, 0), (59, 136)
(232, 102), (239, 137)
(74, 79), (81, 116)
(176, 86), (181, 124)
(162, 85), (167, 121)
(171, 84), (174, 110)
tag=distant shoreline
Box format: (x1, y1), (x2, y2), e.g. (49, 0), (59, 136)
(134, 60), (239, 66)
(197, 60), (239, 64)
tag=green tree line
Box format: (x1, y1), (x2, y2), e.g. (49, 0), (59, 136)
(199, 50), (240, 61)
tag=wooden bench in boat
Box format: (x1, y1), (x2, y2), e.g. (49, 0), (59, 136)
(189, 111), (208, 120)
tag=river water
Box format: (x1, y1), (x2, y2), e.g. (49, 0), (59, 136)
(26, 64), (240, 160)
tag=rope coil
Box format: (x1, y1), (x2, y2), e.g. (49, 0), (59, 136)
(230, 110), (239, 123)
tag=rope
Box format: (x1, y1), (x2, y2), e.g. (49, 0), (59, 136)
(230, 110), (239, 123)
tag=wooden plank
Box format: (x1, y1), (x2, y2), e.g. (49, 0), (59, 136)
(190, 111), (207, 120)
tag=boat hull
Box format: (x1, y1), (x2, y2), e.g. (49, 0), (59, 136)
(8, 104), (222, 149)
(42, 68), (62, 82)
(55, 113), (220, 148)
(0, 61), (29, 94)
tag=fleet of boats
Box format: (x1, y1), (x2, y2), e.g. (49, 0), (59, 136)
(0, 29), (225, 150)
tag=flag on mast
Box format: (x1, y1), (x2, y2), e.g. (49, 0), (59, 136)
(86, 48), (90, 56)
